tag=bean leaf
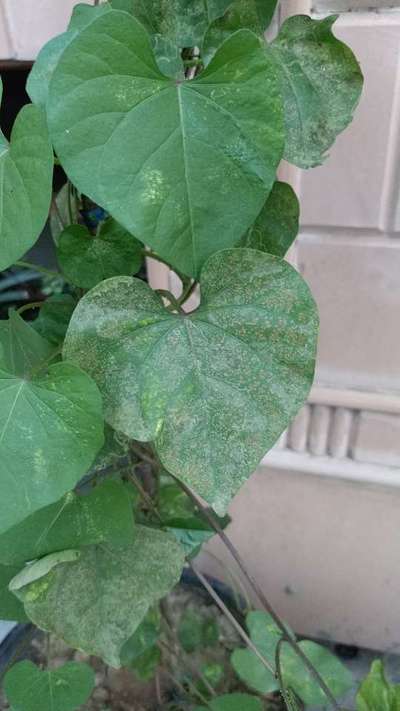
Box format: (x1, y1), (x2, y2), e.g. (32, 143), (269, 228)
(110, 0), (232, 46)
(281, 640), (354, 706)
(4, 660), (95, 711)
(271, 15), (363, 168)
(203, 0), (278, 63)
(0, 564), (28, 621)
(33, 294), (77, 346)
(13, 526), (185, 668)
(238, 181), (299, 257)
(0, 480), (134, 566)
(231, 610), (353, 704)
(64, 248), (318, 514)
(57, 218), (143, 289)
(47, 11), (284, 277)
(231, 611), (282, 694)
(0, 81), (53, 270)
(0, 315), (104, 535)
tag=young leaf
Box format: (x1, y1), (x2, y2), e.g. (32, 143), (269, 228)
(195, 693), (263, 711)
(0, 82), (53, 271)
(93, 424), (129, 470)
(64, 248), (318, 514)
(271, 15), (363, 168)
(231, 647), (277, 694)
(110, 0), (232, 46)
(231, 610), (293, 694)
(57, 219), (143, 289)
(121, 607), (161, 666)
(130, 645), (161, 681)
(33, 294), (77, 346)
(4, 660), (95, 711)
(0, 480), (134, 566)
(357, 660), (400, 711)
(152, 34), (185, 79)
(178, 610), (218, 652)
(50, 184), (80, 246)
(203, 0), (278, 63)
(0, 311), (55, 377)
(156, 483), (226, 555)
(47, 11), (284, 277)
(238, 181), (299, 257)
(0, 356), (104, 535)
(9, 550), (81, 591)
(281, 640), (354, 706)
(14, 526), (185, 668)
(0, 565), (28, 622)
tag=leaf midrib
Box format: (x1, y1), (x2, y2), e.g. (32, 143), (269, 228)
(177, 84), (197, 274)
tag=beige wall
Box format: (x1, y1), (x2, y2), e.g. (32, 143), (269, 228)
(0, 0), (94, 59)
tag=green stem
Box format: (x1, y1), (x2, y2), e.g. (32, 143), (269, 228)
(183, 58), (204, 68)
(28, 345), (63, 380)
(51, 193), (66, 230)
(17, 301), (45, 315)
(15, 261), (61, 279)
(156, 289), (185, 314)
(178, 279), (197, 306)
(67, 181), (74, 225)
(130, 442), (159, 468)
(143, 249), (189, 286)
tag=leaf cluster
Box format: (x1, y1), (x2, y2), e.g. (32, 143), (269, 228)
(0, 0), (363, 708)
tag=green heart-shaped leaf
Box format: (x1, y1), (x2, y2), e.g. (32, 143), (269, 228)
(64, 248), (318, 513)
(281, 640), (354, 706)
(0, 480), (134, 567)
(231, 611), (283, 694)
(4, 660), (95, 711)
(47, 11), (284, 277)
(0, 564), (28, 621)
(238, 181), (299, 257)
(203, 0), (278, 63)
(231, 610), (353, 704)
(0, 82), (53, 271)
(271, 15), (363, 168)
(14, 526), (185, 668)
(0, 315), (104, 534)
(57, 218), (143, 289)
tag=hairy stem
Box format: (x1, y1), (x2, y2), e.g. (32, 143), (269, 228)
(16, 301), (45, 315)
(178, 279), (198, 307)
(15, 261), (61, 279)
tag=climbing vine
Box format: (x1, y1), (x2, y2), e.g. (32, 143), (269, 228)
(0, 1), (363, 708)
